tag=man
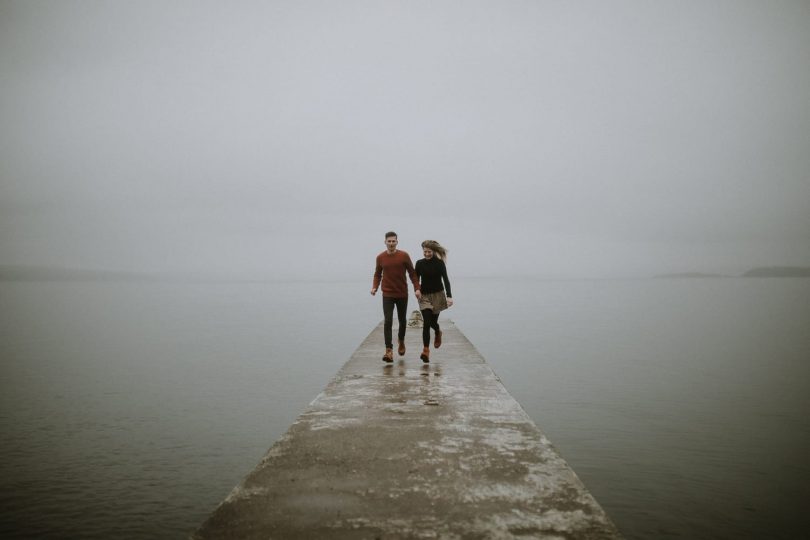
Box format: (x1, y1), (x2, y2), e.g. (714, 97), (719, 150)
(371, 231), (421, 362)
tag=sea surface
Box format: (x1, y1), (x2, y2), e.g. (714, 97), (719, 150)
(1, 277), (808, 539)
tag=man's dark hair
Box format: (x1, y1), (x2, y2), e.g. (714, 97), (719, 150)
(385, 231), (398, 239)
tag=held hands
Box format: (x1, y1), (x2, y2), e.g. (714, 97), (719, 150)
(415, 290), (422, 300)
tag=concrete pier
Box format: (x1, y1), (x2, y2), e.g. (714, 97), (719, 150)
(193, 320), (622, 539)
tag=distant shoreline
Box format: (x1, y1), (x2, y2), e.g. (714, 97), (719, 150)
(654, 266), (810, 279)
(0, 265), (164, 282)
(653, 272), (727, 279)
(740, 266), (810, 278)
(3, 265), (809, 283)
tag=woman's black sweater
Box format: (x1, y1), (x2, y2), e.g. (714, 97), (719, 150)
(415, 257), (452, 297)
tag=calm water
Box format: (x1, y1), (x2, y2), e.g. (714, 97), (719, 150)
(1, 277), (808, 539)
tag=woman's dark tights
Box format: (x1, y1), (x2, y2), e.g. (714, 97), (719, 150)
(421, 309), (441, 347)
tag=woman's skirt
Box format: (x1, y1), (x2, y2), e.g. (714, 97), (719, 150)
(418, 290), (448, 313)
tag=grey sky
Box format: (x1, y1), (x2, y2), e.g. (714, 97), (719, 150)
(2, 0), (809, 279)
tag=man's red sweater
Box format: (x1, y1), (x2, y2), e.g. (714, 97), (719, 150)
(373, 250), (420, 298)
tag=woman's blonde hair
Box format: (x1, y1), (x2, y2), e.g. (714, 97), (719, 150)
(421, 240), (448, 261)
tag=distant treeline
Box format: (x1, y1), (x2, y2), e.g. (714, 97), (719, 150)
(3, 264), (809, 282)
(0, 265), (160, 282)
(655, 266), (810, 279)
(741, 266), (810, 277)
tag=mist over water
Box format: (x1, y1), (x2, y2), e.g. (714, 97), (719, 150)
(1, 277), (808, 539)
(2, 1), (810, 280)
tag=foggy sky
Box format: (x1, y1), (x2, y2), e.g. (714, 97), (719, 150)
(2, 0), (809, 279)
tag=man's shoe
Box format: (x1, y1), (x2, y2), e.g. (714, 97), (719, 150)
(434, 330), (442, 349)
(398, 340), (406, 356)
(420, 347), (430, 363)
(382, 348), (394, 363)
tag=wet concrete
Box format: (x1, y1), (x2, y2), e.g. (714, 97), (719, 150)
(193, 320), (623, 539)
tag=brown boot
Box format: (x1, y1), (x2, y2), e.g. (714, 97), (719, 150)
(382, 348), (394, 363)
(420, 347), (430, 363)
(434, 330), (442, 349)
(398, 340), (406, 356)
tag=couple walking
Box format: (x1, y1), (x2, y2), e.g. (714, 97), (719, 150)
(370, 231), (453, 363)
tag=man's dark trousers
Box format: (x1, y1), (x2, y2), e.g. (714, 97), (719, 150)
(382, 296), (408, 348)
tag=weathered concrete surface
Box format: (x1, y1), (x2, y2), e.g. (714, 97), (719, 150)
(193, 321), (623, 539)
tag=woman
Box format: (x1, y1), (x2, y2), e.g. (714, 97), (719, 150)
(414, 240), (453, 363)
